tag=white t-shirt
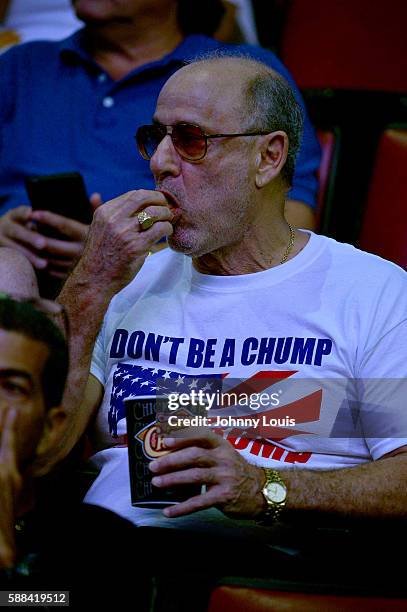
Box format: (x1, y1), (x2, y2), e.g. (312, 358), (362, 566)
(86, 232), (407, 520)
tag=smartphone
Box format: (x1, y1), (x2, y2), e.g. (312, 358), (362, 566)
(24, 172), (94, 238)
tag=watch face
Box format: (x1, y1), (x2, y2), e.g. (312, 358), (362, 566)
(265, 482), (286, 503)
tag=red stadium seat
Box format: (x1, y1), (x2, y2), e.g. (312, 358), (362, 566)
(358, 128), (407, 268)
(280, 0), (407, 92)
(206, 523), (406, 612)
(208, 584), (407, 611)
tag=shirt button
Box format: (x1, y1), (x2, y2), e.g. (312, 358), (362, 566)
(98, 73), (107, 83)
(102, 96), (114, 108)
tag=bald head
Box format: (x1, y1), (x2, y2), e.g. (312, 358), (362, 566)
(177, 54), (280, 83)
(0, 248), (39, 298)
(161, 55), (303, 185)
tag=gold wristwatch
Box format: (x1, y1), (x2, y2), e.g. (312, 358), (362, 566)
(257, 468), (287, 525)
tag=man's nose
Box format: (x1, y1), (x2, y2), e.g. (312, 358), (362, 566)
(150, 134), (181, 182)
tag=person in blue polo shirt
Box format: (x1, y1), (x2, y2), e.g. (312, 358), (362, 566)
(0, 0), (320, 282)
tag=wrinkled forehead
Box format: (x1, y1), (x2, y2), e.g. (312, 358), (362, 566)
(155, 62), (246, 128)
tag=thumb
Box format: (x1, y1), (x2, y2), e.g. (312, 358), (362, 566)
(89, 192), (103, 211)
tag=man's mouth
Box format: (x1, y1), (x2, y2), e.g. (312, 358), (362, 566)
(157, 189), (182, 223)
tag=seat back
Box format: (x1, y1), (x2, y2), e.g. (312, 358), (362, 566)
(358, 128), (407, 268)
(280, 0), (407, 92)
(208, 584), (407, 611)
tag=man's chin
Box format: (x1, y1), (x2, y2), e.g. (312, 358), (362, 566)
(168, 234), (199, 257)
(168, 236), (191, 255)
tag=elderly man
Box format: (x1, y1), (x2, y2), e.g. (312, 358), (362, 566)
(0, 0), (319, 291)
(49, 55), (407, 531)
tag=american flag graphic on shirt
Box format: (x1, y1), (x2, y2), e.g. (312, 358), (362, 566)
(108, 363), (323, 440)
(108, 362), (224, 437)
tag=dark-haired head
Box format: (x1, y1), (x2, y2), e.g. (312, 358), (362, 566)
(0, 297), (69, 410)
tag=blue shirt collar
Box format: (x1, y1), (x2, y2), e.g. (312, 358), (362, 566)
(58, 29), (223, 74)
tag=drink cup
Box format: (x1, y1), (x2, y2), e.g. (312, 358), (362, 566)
(125, 395), (202, 508)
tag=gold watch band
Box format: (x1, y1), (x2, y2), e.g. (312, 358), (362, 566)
(257, 468), (287, 526)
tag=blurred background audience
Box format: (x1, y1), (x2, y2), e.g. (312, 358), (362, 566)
(214, 0), (259, 44)
(0, 0), (80, 51)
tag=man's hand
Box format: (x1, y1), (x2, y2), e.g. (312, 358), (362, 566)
(42, 190), (175, 472)
(74, 189), (174, 295)
(0, 193), (102, 279)
(29, 210), (92, 279)
(0, 408), (22, 570)
(149, 428), (265, 519)
(29, 192), (103, 279)
(0, 206), (48, 270)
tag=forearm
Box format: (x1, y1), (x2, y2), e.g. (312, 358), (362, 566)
(281, 454), (407, 520)
(37, 192), (175, 470)
(59, 262), (112, 387)
(150, 429), (407, 520)
(32, 263), (112, 475)
(52, 269), (110, 462)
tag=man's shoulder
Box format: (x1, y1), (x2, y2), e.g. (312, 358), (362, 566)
(316, 233), (407, 289)
(0, 30), (83, 69)
(0, 38), (74, 101)
(0, 39), (59, 65)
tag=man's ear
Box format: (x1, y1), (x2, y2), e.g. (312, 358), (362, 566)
(32, 407), (66, 476)
(255, 131), (288, 188)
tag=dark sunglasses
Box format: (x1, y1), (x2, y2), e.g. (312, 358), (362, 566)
(136, 123), (270, 162)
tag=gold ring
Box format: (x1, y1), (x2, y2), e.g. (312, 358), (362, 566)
(137, 210), (156, 231)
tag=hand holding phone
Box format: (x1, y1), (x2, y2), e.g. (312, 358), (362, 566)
(23, 173), (102, 296)
(0, 206), (49, 270)
(24, 172), (94, 239)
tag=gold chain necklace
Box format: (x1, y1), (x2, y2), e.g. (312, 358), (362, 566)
(280, 223), (295, 264)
